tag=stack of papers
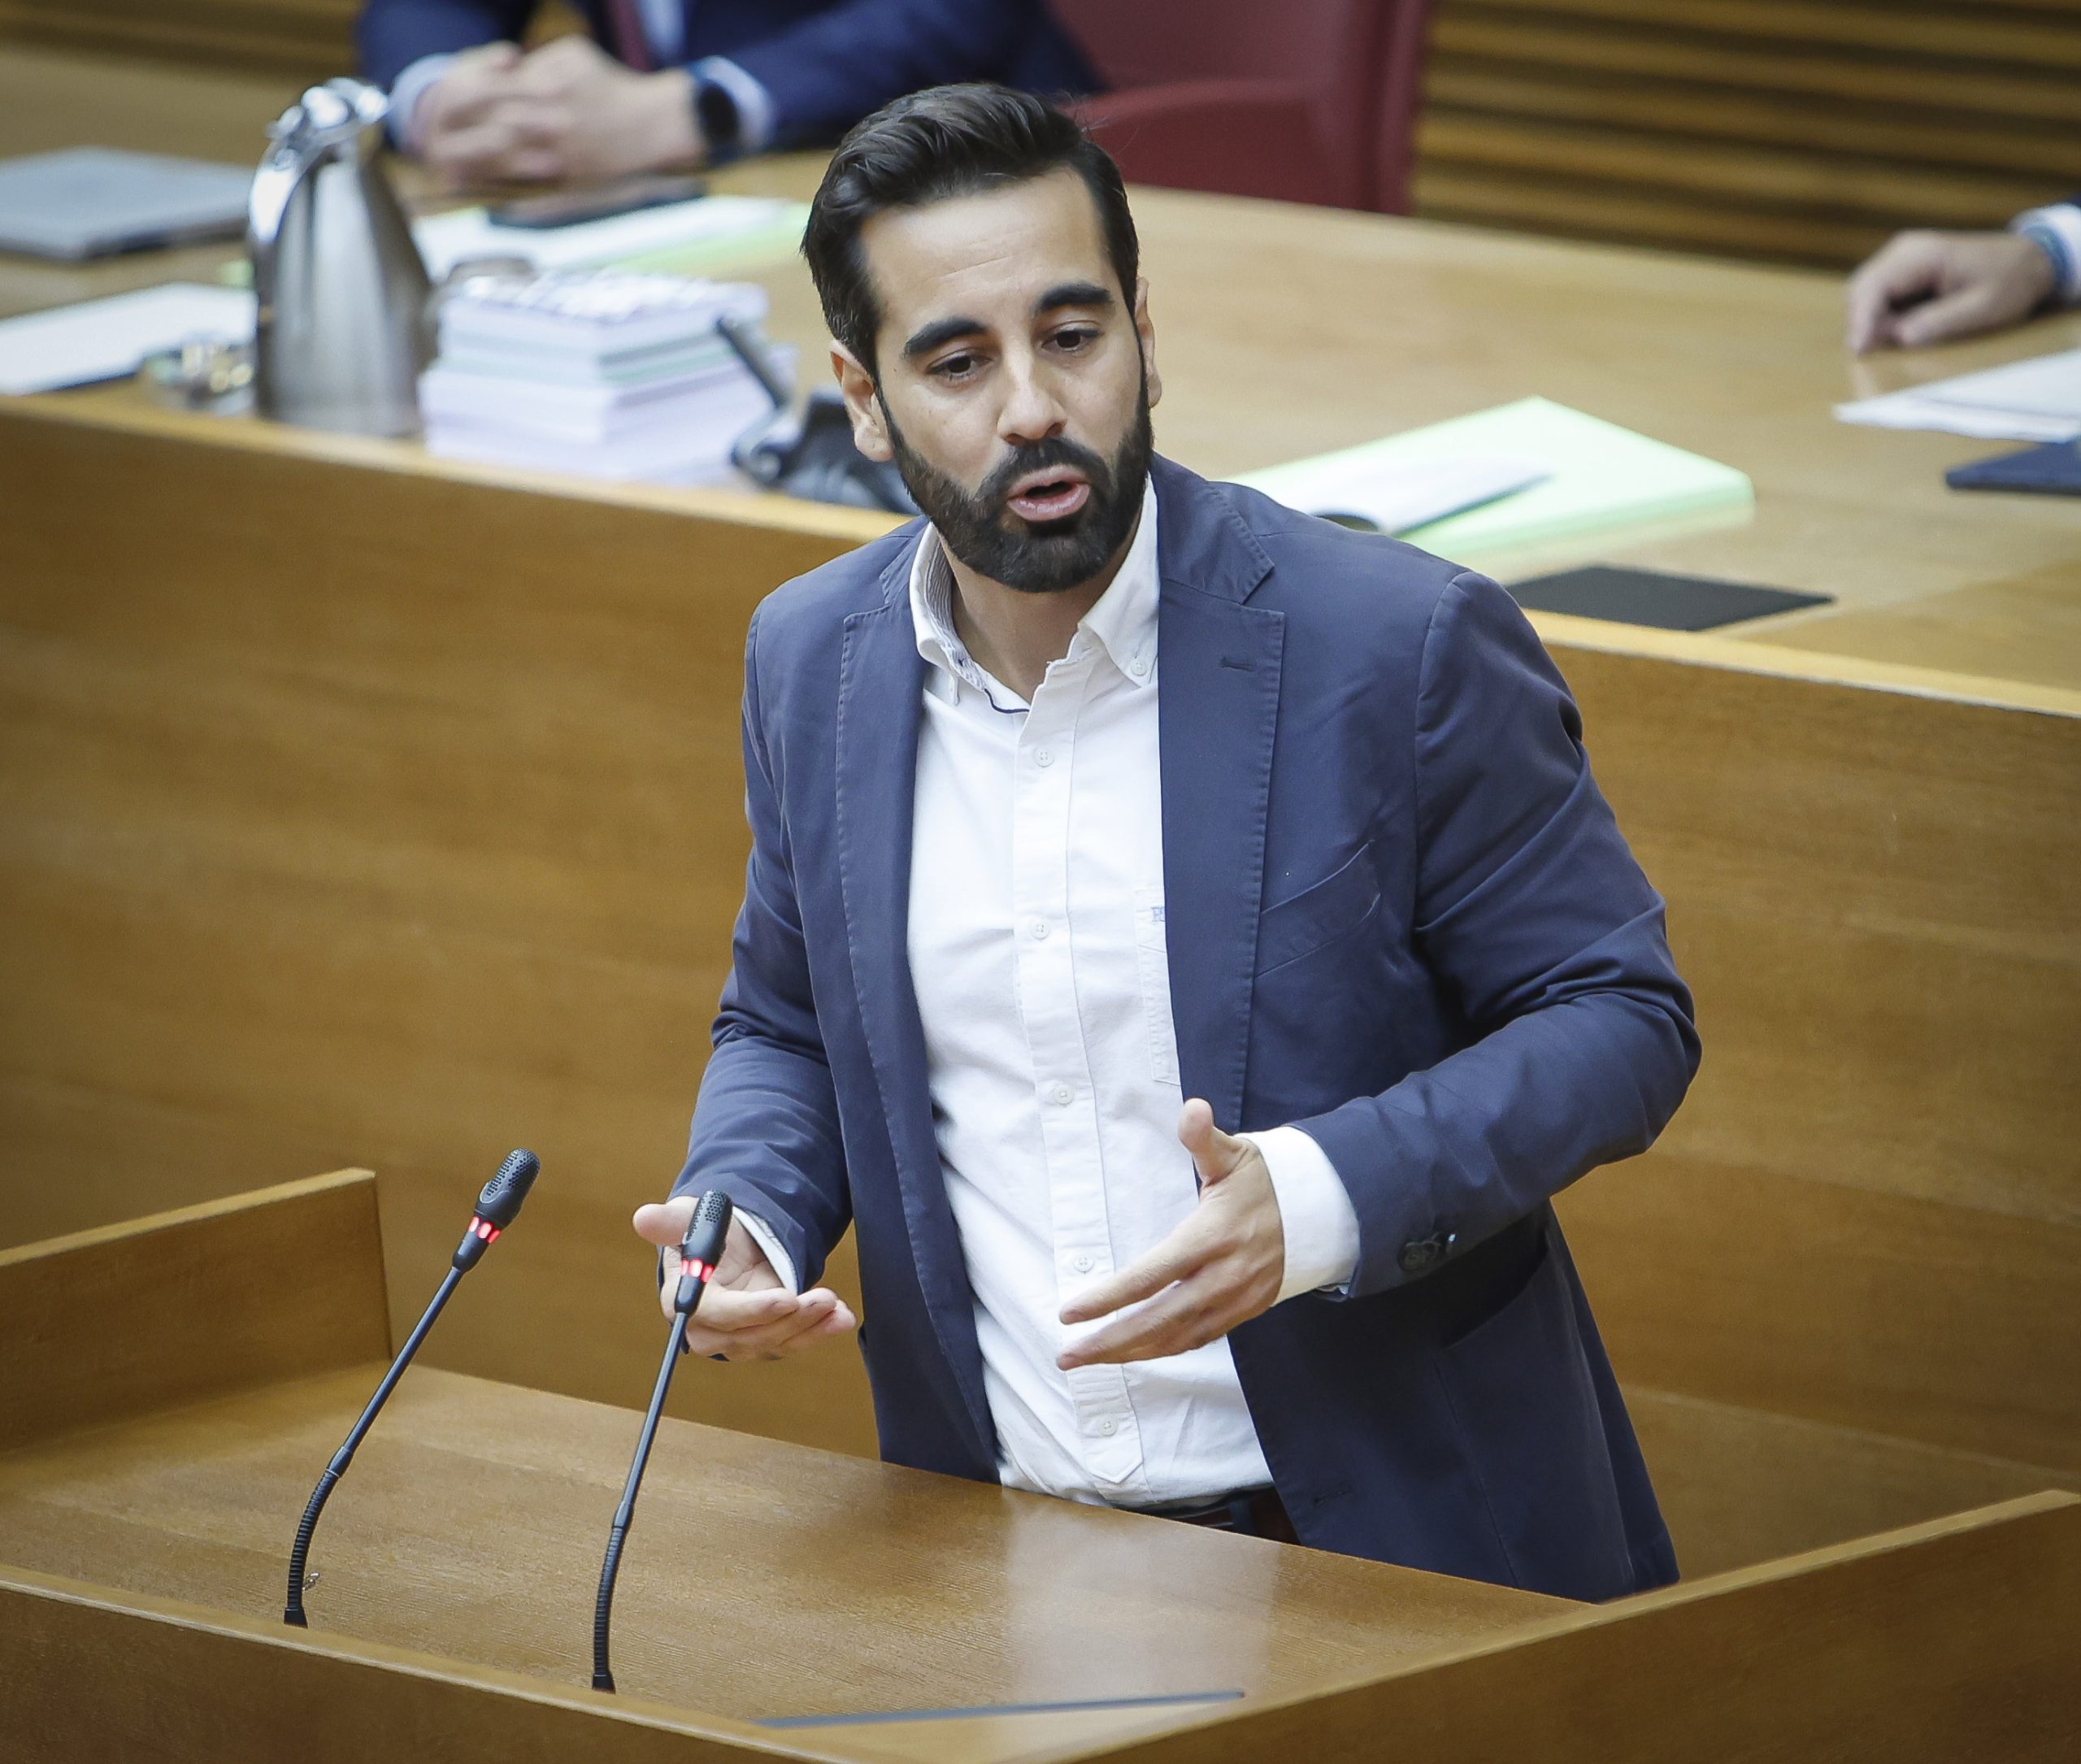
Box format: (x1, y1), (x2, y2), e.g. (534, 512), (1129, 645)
(1236, 398), (1753, 556)
(0, 283), (254, 396)
(419, 270), (790, 484)
(1835, 348), (2081, 443)
(412, 195), (810, 281)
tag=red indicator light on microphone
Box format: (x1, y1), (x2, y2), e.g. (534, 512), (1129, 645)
(684, 1260), (709, 1281)
(470, 1218), (501, 1242)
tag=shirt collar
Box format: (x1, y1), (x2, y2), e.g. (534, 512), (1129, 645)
(910, 476), (1160, 706)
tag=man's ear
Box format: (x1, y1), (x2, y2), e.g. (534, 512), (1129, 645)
(1132, 276), (1162, 410)
(830, 341), (893, 461)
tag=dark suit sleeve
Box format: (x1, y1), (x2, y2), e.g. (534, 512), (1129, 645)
(1295, 571), (1701, 1298)
(357, 0), (539, 90)
(671, 606), (853, 1288)
(713, 0), (1045, 147)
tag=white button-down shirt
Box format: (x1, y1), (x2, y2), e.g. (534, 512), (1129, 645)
(741, 481), (1360, 1505)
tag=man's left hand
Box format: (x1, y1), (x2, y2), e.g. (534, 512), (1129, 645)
(1058, 1098), (1284, 1369)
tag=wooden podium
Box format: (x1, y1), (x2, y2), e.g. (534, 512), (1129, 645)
(2, 1172), (2074, 1763)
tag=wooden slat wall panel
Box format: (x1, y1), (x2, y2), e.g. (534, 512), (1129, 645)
(0, 0), (584, 85)
(0, 0), (359, 85)
(1418, 0), (2081, 266)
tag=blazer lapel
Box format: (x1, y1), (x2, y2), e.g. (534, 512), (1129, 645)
(834, 546), (997, 1464)
(1153, 459), (1284, 1132)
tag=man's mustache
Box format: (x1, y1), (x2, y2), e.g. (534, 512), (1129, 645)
(980, 437), (1113, 506)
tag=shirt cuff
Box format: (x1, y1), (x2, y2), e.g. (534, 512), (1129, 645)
(2011, 203), (2081, 306)
(385, 52), (458, 153)
(1241, 1125), (1361, 1302)
(732, 1206), (799, 1293)
(690, 55), (777, 155)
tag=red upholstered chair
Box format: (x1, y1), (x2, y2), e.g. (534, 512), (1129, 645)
(1369, 0), (1434, 214)
(1053, 0), (1433, 213)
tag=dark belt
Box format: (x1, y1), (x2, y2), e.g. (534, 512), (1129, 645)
(1131, 1486), (1298, 1545)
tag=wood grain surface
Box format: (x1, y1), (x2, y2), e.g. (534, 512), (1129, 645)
(0, 1362), (1555, 1744)
(0, 1170), (389, 1450)
(1420, 0), (2081, 267)
(1101, 1493), (2081, 1764)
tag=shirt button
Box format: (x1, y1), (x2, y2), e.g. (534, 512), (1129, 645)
(1096, 1418), (1118, 1436)
(1029, 918), (1051, 941)
(1129, 655), (1149, 678)
(1050, 1083), (1074, 1106)
(1033, 747), (1055, 767)
(1073, 1252), (1094, 1273)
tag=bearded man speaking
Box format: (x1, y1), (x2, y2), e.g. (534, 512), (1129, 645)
(634, 85), (1700, 1601)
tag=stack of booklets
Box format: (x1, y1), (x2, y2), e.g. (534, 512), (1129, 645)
(419, 271), (793, 485)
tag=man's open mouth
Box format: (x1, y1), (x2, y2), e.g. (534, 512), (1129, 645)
(1006, 470), (1092, 523)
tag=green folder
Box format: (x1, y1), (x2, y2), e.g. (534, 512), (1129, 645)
(1234, 396), (1753, 555)
(613, 203), (812, 279)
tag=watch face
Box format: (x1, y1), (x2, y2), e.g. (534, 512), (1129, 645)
(697, 80), (741, 148)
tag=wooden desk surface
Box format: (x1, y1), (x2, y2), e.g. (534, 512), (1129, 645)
(0, 1363), (1555, 1759)
(2, 45), (2077, 693)
(3, 1176), (2075, 1764)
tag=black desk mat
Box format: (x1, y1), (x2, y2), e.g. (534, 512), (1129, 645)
(1506, 565), (1831, 632)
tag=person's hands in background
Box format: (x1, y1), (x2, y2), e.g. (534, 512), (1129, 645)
(413, 37), (704, 189)
(1845, 229), (2057, 353)
(632, 1195), (856, 1360)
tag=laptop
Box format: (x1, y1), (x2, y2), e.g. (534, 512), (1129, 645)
(0, 147), (253, 262)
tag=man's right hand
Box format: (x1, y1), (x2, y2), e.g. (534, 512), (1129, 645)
(1845, 228), (2057, 353)
(632, 1196), (857, 1361)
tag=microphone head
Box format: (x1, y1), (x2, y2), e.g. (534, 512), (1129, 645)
(475, 1149), (540, 1229)
(687, 1189), (732, 1239)
(678, 1189), (735, 1269)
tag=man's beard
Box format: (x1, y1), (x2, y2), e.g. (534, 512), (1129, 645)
(880, 376), (1153, 596)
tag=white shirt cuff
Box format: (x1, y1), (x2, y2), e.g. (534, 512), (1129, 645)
(691, 55), (777, 154)
(386, 52), (458, 153)
(2012, 203), (2081, 306)
(732, 1206), (799, 1293)
(1242, 1126), (1361, 1302)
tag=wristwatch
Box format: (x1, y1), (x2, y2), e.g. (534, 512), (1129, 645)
(693, 74), (743, 159)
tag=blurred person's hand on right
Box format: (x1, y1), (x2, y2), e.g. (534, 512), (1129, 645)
(1845, 228), (2057, 353)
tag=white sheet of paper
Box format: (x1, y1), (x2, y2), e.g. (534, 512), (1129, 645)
(0, 283), (254, 396)
(412, 196), (797, 280)
(1248, 451), (1549, 536)
(1836, 347), (2081, 443)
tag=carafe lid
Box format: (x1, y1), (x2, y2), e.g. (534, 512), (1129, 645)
(267, 78), (389, 159)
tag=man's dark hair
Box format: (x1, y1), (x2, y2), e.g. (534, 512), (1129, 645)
(802, 84), (1140, 377)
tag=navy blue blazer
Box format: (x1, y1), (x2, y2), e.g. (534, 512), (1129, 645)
(676, 456), (1700, 1602)
(358, 0), (1094, 149)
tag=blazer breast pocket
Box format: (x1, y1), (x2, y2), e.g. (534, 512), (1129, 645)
(1254, 841), (1382, 976)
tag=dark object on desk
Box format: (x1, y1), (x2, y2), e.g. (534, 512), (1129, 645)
(1507, 565), (1831, 632)
(736, 389), (919, 515)
(489, 176), (707, 230)
(719, 315), (917, 515)
(1945, 440), (2081, 497)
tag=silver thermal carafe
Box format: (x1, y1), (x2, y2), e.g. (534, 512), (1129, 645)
(250, 79), (432, 437)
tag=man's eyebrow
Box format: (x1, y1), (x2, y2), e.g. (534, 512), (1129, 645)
(1036, 280), (1114, 315)
(900, 283), (1117, 361)
(902, 315), (985, 360)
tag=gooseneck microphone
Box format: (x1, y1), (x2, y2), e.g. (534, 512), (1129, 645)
(283, 1148), (541, 1627)
(591, 1189), (733, 1693)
